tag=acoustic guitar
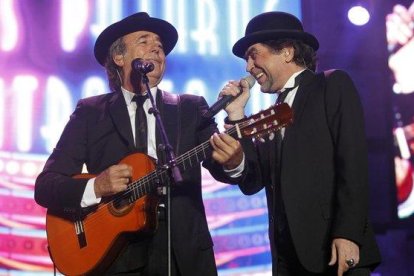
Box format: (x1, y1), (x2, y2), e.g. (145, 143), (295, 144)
(45, 103), (293, 275)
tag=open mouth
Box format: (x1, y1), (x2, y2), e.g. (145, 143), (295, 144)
(254, 72), (265, 83)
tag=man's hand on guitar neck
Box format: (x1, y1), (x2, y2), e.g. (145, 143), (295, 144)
(210, 132), (244, 170)
(94, 164), (133, 197)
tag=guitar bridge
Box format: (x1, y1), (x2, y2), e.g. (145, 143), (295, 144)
(74, 220), (87, 248)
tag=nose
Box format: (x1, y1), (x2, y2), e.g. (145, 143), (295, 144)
(246, 57), (254, 73)
(150, 42), (160, 54)
(148, 38), (165, 56)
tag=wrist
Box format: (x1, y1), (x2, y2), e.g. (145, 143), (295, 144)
(227, 110), (246, 121)
(224, 116), (247, 125)
(93, 180), (102, 198)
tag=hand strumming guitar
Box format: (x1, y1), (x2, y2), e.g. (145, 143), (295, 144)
(94, 164), (133, 197)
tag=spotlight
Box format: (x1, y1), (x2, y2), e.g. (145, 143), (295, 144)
(348, 5), (370, 26)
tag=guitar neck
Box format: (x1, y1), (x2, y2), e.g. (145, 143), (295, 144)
(176, 125), (238, 171)
(125, 103), (293, 203)
(126, 125), (240, 201)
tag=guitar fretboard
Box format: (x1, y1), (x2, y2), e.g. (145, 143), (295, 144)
(111, 103), (290, 207)
(121, 123), (242, 204)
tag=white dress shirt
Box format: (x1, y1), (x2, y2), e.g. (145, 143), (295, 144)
(81, 87), (158, 207)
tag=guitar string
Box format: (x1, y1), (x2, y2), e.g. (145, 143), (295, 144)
(118, 127), (239, 200)
(121, 118), (256, 196)
(70, 124), (241, 229)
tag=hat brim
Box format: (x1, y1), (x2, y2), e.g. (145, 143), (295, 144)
(94, 15), (178, 66)
(232, 30), (319, 58)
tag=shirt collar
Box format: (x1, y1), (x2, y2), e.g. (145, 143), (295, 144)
(121, 86), (158, 105)
(279, 69), (306, 93)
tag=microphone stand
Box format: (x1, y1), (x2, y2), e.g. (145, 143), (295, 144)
(141, 73), (182, 276)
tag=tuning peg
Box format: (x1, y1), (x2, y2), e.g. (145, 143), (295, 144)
(253, 133), (266, 143)
(255, 133), (268, 142)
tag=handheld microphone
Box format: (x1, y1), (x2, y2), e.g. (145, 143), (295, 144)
(131, 58), (155, 74)
(203, 75), (256, 119)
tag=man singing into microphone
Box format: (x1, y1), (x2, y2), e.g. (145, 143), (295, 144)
(35, 12), (242, 275)
(215, 11), (381, 276)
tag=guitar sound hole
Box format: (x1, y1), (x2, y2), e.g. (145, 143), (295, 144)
(112, 196), (132, 210)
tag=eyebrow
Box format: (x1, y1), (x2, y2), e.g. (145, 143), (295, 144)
(244, 46), (257, 60)
(136, 33), (162, 43)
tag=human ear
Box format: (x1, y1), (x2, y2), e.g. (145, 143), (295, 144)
(113, 54), (124, 67)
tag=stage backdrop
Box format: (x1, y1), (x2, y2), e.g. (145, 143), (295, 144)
(386, 0), (414, 221)
(0, 0), (301, 275)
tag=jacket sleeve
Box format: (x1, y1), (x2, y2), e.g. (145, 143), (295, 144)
(237, 138), (271, 195)
(324, 70), (369, 245)
(192, 95), (232, 183)
(34, 99), (90, 211)
(209, 114), (270, 195)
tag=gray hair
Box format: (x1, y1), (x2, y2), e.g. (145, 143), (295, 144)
(104, 37), (127, 92)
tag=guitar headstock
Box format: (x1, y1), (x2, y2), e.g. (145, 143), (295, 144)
(235, 103), (293, 140)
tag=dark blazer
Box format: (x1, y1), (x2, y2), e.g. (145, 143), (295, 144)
(35, 89), (230, 275)
(238, 70), (381, 273)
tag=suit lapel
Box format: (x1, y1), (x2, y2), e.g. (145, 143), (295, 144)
(108, 91), (136, 152)
(283, 71), (315, 138)
(290, 70), (315, 121)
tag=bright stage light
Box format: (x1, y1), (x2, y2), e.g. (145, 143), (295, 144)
(348, 5), (370, 26)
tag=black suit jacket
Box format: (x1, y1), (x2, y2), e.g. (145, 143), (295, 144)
(35, 89), (231, 275)
(239, 70), (381, 273)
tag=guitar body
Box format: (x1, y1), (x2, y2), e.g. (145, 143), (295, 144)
(46, 153), (158, 275)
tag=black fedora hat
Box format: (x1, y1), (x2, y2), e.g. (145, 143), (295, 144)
(232, 11), (319, 58)
(94, 12), (178, 66)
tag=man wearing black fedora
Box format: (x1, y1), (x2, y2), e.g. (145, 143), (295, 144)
(35, 12), (242, 275)
(219, 11), (381, 275)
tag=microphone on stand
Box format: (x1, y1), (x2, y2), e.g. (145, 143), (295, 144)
(131, 58), (155, 74)
(203, 75), (256, 119)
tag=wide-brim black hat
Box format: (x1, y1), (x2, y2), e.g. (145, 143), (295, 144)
(232, 11), (319, 58)
(94, 12), (178, 66)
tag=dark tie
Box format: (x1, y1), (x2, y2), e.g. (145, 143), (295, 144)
(274, 86), (293, 161)
(275, 70), (305, 104)
(133, 94), (148, 153)
(276, 88), (291, 104)
(274, 88), (290, 167)
(274, 72), (304, 236)
(273, 88), (292, 241)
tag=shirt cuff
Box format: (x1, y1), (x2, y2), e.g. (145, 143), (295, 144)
(223, 153), (245, 178)
(224, 116), (247, 125)
(80, 178), (101, 207)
